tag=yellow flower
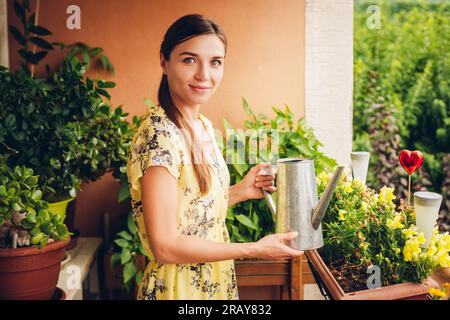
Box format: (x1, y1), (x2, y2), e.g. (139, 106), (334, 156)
(338, 209), (347, 221)
(361, 201), (368, 212)
(403, 226), (418, 239)
(428, 288), (447, 299)
(317, 171), (330, 185)
(343, 182), (353, 193)
(403, 238), (421, 262)
(417, 233), (426, 245)
(387, 214), (404, 229)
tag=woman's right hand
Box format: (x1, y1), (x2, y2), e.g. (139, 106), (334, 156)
(251, 231), (304, 260)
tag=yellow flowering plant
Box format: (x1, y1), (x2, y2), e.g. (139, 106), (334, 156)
(317, 169), (450, 290)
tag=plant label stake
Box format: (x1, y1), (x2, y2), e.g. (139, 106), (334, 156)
(399, 150), (424, 206)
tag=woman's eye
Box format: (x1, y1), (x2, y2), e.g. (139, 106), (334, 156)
(212, 60), (222, 66)
(183, 57), (195, 64)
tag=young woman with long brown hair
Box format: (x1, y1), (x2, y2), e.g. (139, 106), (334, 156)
(127, 14), (302, 300)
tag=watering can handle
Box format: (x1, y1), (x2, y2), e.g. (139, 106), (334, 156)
(259, 165), (277, 217)
(263, 190), (277, 218)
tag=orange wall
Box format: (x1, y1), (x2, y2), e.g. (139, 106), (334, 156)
(7, 0), (305, 237)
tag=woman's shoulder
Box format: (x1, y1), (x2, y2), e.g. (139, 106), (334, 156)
(138, 106), (180, 136)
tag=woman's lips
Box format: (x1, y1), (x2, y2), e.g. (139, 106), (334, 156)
(189, 85), (212, 93)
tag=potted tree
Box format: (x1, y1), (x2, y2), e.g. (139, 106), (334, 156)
(2, 1), (132, 237)
(0, 160), (70, 299)
(305, 171), (449, 300)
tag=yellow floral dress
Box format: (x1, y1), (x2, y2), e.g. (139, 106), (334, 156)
(126, 106), (239, 300)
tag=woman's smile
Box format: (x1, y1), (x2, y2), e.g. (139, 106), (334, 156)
(189, 84), (212, 93)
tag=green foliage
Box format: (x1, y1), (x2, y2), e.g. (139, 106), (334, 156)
(354, 0), (450, 219)
(9, 0), (53, 73)
(0, 160), (69, 248)
(224, 99), (337, 243)
(111, 213), (149, 292)
(318, 171), (450, 289)
(53, 42), (115, 75)
(1, 4), (132, 203)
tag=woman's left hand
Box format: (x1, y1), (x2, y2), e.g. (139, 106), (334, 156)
(237, 163), (276, 200)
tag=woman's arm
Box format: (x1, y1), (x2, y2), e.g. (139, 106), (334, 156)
(228, 163), (276, 208)
(141, 166), (301, 264)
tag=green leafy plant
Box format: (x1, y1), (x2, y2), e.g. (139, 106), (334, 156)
(0, 160), (69, 249)
(1, 2), (132, 203)
(223, 99), (337, 243)
(9, 0), (53, 73)
(111, 214), (149, 292)
(353, 0), (450, 226)
(53, 42), (115, 75)
(318, 171), (450, 291)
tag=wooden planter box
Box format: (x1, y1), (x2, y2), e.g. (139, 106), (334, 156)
(305, 249), (438, 300)
(235, 254), (315, 300)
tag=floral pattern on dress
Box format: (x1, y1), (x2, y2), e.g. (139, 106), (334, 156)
(126, 106), (238, 300)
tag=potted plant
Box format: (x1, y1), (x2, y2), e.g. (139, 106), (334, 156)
(1, 1), (132, 231)
(0, 160), (70, 299)
(306, 171), (449, 300)
(222, 99), (337, 299)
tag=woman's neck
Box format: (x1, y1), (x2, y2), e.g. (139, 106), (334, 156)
(172, 96), (201, 125)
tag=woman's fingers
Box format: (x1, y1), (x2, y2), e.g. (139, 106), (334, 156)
(262, 186), (276, 193)
(283, 245), (304, 257)
(276, 231), (298, 241)
(255, 174), (275, 182)
(255, 180), (275, 188)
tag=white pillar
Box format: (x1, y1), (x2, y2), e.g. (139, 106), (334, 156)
(305, 0), (353, 167)
(0, 0), (8, 68)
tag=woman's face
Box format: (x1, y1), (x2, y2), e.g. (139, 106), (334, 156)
(160, 34), (225, 108)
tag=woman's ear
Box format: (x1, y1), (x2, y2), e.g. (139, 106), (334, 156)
(160, 52), (168, 75)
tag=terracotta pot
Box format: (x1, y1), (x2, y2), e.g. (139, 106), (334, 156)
(306, 249), (438, 300)
(0, 239), (70, 300)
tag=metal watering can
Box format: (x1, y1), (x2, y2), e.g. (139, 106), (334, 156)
(260, 158), (345, 251)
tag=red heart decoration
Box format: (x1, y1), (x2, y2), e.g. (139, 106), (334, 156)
(399, 150), (424, 175)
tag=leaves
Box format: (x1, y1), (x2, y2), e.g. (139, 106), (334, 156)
(123, 261), (137, 284)
(235, 214), (258, 230)
(225, 99), (337, 242)
(30, 25), (52, 36)
(114, 239), (129, 248)
(9, 26), (26, 45)
(30, 37), (53, 50)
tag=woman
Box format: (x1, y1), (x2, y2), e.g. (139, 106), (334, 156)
(127, 14), (303, 300)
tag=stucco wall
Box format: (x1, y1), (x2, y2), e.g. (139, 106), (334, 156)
(7, 0), (306, 236)
(305, 0), (353, 167)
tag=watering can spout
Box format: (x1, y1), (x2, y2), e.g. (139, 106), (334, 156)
(311, 166), (345, 230)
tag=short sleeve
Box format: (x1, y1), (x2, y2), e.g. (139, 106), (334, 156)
(127, 116), (182, 198)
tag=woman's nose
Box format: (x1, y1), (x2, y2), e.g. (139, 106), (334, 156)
(194, 63), (210, 81)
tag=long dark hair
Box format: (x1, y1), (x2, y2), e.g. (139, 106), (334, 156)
(158, 14), (227, 196)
